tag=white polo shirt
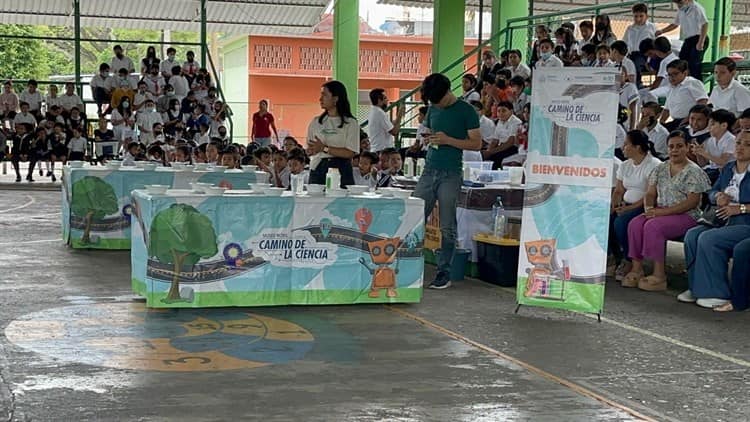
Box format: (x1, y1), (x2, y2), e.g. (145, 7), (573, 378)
(657, 53), (679, 86)
(703, 130), (736, 169)
(709, 79), (750, 117)
(665, 76), (708, 119)
(111, 55), (135, 73)
(535, 55), (563, 69)
(479, 115), (496, 142)
(507, 63), (531, 80)
(674, 1), (708, 40)
(19, 89), (43, 112)
(620, 83), (640, 108)
(645, 123), (670, 159)
(58, 93), (84, 112)
(620, 57), (637, 82)
(623, 22), (657, 54)
(367, 105), (394, 152)
(615, 123), (626, 149)
(493, 114), (522, 144)
(617, 153), (662, 204)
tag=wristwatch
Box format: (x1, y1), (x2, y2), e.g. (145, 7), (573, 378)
(741, 204), (747, 214)
(323, 146), (329, 154)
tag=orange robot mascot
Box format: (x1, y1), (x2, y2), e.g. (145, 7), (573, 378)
(359, 237), (401, 298)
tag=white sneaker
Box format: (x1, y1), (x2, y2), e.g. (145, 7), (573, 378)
(696, 298), (729, 309)
(677, 290), (696, 303)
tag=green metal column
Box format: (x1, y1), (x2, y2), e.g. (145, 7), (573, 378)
(697, 0), (731, 62)
(200, 0), (207, 68)
(332, 0), (359, 104)
(432, 0), (465, 83)
(491, 0), (529, 53)
(73, 0), (81, 97)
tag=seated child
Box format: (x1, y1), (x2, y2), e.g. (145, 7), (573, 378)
(377, 148), (403, 188)
(272, 150), (291, 188)
(354, 151), (379, 187)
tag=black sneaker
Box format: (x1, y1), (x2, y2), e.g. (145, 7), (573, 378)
(46, 171), (52, 177)
(428, 272), (452, 290)
(15, 177), (21, 182)
(51, 174), (57, 182)
(38, 168), (43, 176)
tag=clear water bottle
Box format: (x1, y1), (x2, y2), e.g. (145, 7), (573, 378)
(492, 196), (506, 238)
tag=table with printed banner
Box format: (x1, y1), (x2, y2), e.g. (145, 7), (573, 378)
(130, 190), (425, 308)
(424, 185), (525, 265)
(516, 67), (618, 315)
(62, 167), (265, 250)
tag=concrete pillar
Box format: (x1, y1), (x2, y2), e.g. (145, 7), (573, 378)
(491, 0), (529, 54)
(333, 0), (360, 105)
(432, 0), (465, 83)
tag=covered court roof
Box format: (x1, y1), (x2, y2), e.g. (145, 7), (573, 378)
(378, 0), (750, 26)
(0, 0), (331, 35)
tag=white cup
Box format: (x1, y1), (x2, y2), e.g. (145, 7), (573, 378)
(509, 166), (524, 186)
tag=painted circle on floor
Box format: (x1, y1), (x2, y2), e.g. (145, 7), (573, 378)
(4, 302), (315, 372)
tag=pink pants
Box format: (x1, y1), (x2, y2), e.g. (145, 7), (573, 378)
(627, 213), (697, 263)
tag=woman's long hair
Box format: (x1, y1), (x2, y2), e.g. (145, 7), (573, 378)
(319, 80), (354, 128)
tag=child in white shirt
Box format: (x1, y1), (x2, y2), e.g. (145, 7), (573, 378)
(67, 127), (87, 161)
(353, 151), (378, 187)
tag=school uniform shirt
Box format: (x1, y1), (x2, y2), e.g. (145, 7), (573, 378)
(535, 55), (563, 69)
(307, 115), (360, 171)
(272, 166), (291, 188)
(479, 115), (496, 142)
(45, 95), (63, 111)
(665, 76), (708, 119)
(460, 90), (481, 103)
(617, 153), (662, 204)
(13, 112), (37, 130)
(594, 59), (617, 68)
(122, 151), (137, 166)
(709, 79), (750, 117)
(58, 93), (84, 112)
(136, 110), (163, 144)
(182, 60), (201, 78)
(619, 57), (638, 81)
(19, 89), (43, 112)
(623, 22), (657, 54)
(367, 106), (394, 152)
(656, 52), (679, 88)
(144, 75), (165, 96)
(645, 123), (670, 159)
(0, 92), (19, 114)
(463, 150), (483, 163)
(194, 132), (210, 145)
(703, 131), (736, 170)
(90, 74), (111, 92)
(107, 76), (137, 91)
(111, 55), (135, 73)
(615, 123), (626, 149)
(169, 75), (190, 99)
(682, 126), (711, 145)
(674, 1), (708, 40)
(619, 83), (640, 108)
(507, 63), (532, 81)
(376, 170), (403, 188)
(133, 92), (154, 109)
(512, 92), (529, 117)
(492, 114), (522, 144)
(68, 136), (87, 153)
(353, 168), (376, 187)
(160, 58), (179, 76)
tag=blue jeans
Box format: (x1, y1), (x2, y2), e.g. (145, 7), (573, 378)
(730, 238), (750, 311)
(413, 168), (462, 276)
(255, 137), (272, 147)
(685, 225), (750, 299)
(611, 207), (643, 260)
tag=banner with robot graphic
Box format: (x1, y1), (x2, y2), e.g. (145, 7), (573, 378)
(516, 68), (619, 314)
(131, 190), (425, 308)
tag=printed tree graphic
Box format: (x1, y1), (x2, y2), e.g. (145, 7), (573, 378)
(149, 204), (218, 302)
(71, 176), (118, 244)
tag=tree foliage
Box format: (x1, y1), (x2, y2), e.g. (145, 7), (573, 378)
(149, 203), (218, 267)
(70, 176), (119, 219)
(0, 25), (200, 82)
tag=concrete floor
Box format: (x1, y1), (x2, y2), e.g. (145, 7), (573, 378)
(1, 189), (749, 422)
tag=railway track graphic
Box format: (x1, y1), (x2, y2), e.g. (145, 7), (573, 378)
(70, 215), (131, 231)
(524, 83), (614, 207)
(146, 225), (424, 284)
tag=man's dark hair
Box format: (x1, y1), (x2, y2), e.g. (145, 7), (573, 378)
(421, 73), (451, 104)
(610, 40), (628, 56)
(369, 88), (386, 105)
(632, 3), (648, 14)
(715, 57), (737, 72)
(689, 104), (711, 118)
(709, 109), (737, 128)
(639, 38), (655, 55)
(654, 36), (672, 54)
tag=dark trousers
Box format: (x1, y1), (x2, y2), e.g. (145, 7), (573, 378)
(628, 52), (647, 89)
(680, 35), (708, 81)
(486, 145), (519, 170)
(93, 87), (111, 114)
(309, 157), (355, 188)
(11, 155), (37, 179)
(730, 238), (750, 311)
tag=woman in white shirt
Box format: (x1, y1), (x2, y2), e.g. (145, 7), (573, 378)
(306, 81), (359, 187)
(610, 130), (662, 280)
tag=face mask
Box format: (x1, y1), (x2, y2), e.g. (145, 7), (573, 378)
(173, 105), (180, 111)
(148, 107), (156, 112)
(122, 76), (128, 81)
(168, 55), (175, 60)
(167, 91), (174, 96)
(219, 132), (226, 137)
(116, 53), (123, 58)
(595, 23), (607, 31)
(541, 52), (552, 61)
(122, 101), (130, 108)
(100, 72), (108, 77)
(581, 58), (591, 66)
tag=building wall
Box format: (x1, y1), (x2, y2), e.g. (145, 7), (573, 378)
(221, 36), (250, 144)
(241, 34), (479, 142)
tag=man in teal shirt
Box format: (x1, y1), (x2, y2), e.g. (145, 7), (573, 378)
(414, 73), (482, 289)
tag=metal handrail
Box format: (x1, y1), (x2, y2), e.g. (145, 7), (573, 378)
(504, 0), (673, 26)
(204, 50), (234, 143)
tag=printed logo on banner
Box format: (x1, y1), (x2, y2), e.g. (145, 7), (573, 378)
(249, 229), (338, 268)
